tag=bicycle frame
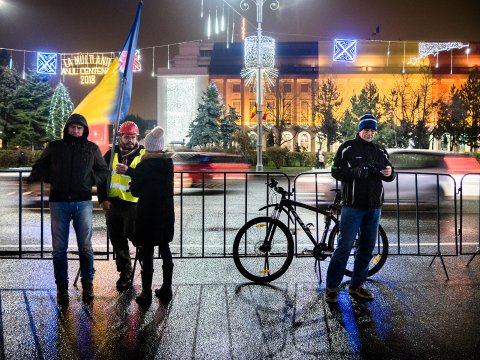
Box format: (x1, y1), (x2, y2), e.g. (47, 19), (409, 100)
(259, 195), (339, 249)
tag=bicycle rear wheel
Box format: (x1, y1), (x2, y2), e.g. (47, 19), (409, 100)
(233, 217), (294, 283)
(327, 224), (388, 277)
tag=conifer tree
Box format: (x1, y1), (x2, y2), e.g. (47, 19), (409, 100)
(48, 82), (73, 140)
(187, 82), (225, 148)
(0, 52), (21, 149)
(219, 106), (240, 149)
(460, 70), (480, 151)
(9, 70), (53, 149)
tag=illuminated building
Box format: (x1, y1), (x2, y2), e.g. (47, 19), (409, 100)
(157, 40), (479, 151)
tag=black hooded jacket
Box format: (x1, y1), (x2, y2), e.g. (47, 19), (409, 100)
(29, 114), (110, 202)
(331, 134), (396, 209)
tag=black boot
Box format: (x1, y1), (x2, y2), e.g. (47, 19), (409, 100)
(135, 270), (153, 308)
(56, 284), (69, 306)
(82, 281), (94, 303)
(155, 264), (174, 303)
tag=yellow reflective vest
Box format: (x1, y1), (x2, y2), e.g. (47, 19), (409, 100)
(108, 149), (145, 203)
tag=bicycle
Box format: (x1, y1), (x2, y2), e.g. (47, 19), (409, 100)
(232, 178), (389, 283)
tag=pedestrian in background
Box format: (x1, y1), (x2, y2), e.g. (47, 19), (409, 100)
(98, 121), (145, 291)
(316, 149), (325, 169)
(17, 150), (26, 167)
(28, 114), (109, 305)
(324, 113), (395, 304)
(130, 126), (175, 308)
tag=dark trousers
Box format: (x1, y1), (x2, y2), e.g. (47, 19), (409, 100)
(142, 243), (173, 275)
(105, 204), (137, 273)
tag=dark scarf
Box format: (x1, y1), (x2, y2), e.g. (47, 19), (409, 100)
(119, 143), (139, 164)
(63, 133), (87, 144)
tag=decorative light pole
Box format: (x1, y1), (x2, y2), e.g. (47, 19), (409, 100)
(240, 0), (279, 172)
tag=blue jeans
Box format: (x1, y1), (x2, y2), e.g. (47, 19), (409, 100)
(50, 201), (94, 286)
(326, 206), (381, 289)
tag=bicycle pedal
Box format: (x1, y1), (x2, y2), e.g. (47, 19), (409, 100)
(259, 269), (271, 274)
(302, 248), (313, 255)
(372, 254), (381, 265)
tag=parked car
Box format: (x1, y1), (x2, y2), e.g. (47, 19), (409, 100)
(173, 152), (251, 188)
(294, 149), (480, 207)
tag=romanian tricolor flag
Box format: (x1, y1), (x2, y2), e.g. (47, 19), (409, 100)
(262, 103), (271, 121)
(73, 1), (142, 153)
(250, 102), (257, 119)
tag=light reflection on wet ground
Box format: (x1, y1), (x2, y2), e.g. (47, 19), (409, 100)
(0, 256), (479, 359)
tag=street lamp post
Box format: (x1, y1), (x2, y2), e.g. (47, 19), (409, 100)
(241, 0), (279, 172)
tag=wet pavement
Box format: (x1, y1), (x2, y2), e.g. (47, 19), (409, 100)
(0, 254), (479, 359)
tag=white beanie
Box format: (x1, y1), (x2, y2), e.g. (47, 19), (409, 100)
(144, 126), (165, 152)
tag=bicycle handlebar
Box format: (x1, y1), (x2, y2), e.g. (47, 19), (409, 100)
(267, 178), (293, 197)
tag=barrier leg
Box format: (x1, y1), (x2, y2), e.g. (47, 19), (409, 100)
(466, 247), (480, 266)
(429, 252), (449, 280)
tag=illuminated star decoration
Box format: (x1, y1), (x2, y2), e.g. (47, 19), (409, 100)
(37, 52), (57, 74)
(241, 35), (278, 92)
(408, 42), (469, 65)
(119, 49), (141, 72)
(333, 39), (357, 62)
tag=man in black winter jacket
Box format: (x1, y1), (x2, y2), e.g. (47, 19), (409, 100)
(324, 113), (395, 304)
(29, 114), (109, 306)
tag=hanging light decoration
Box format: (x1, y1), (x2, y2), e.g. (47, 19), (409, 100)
(241, 35), (278, 91)
(221, 2), (225, 31)
(409, 41), (468, 65)
(215, 4), (219, 34)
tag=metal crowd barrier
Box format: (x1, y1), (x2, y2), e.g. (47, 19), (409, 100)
(0, 169), (479, 280)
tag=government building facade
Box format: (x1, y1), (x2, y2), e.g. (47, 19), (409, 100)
(156, 40), (479, 152)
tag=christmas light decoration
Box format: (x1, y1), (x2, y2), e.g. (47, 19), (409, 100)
(241, 35), (278, 91)
(37, 52), (57, 74)
(221, 2), (225, 31)
(48, 82), (74, 139)
(151, 47), (155, 77)
(215, 5), (219, 34)
(207, 9), (211, 39)
(386, 41), (391, 66)
(409, 41), (468, 64)
(333, 39), (357, 62)
(244, 35), (275, 69)
(166, 78), (197, 143)
(419, 42), (468, 58)
(22, 50), (26, 79)
(242, 17), (246, 40)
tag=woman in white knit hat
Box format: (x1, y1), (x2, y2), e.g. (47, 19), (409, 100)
(129, 126), (175, 308)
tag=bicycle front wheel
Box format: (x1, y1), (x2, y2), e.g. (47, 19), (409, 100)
(327, 224), (389, 277)
(233, 217), (294, 283)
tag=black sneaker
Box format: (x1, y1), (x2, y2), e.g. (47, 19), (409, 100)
(82, 282), (94, 303)
(324, 288), (338, 304)
(56, 285), (69, 306)
(348, 284), (374, 300)
(116, 271), (133, 291)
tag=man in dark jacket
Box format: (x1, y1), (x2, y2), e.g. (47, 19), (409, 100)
(325, 113), (395, 304)
(97, 121), (145, 291)
(29, 114), (109, 305)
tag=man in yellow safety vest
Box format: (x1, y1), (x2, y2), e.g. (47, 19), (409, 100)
(98, 121), (145, 290)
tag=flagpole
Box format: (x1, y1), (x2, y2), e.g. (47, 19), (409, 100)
(106, 0), (143, 192)
(107, 76), (128, 191)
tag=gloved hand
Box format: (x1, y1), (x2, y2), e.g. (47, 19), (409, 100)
(351, 164), (369, 179)
(366, 162), (384, 173)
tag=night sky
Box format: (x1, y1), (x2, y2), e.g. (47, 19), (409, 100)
(1, 0), (479, 119)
